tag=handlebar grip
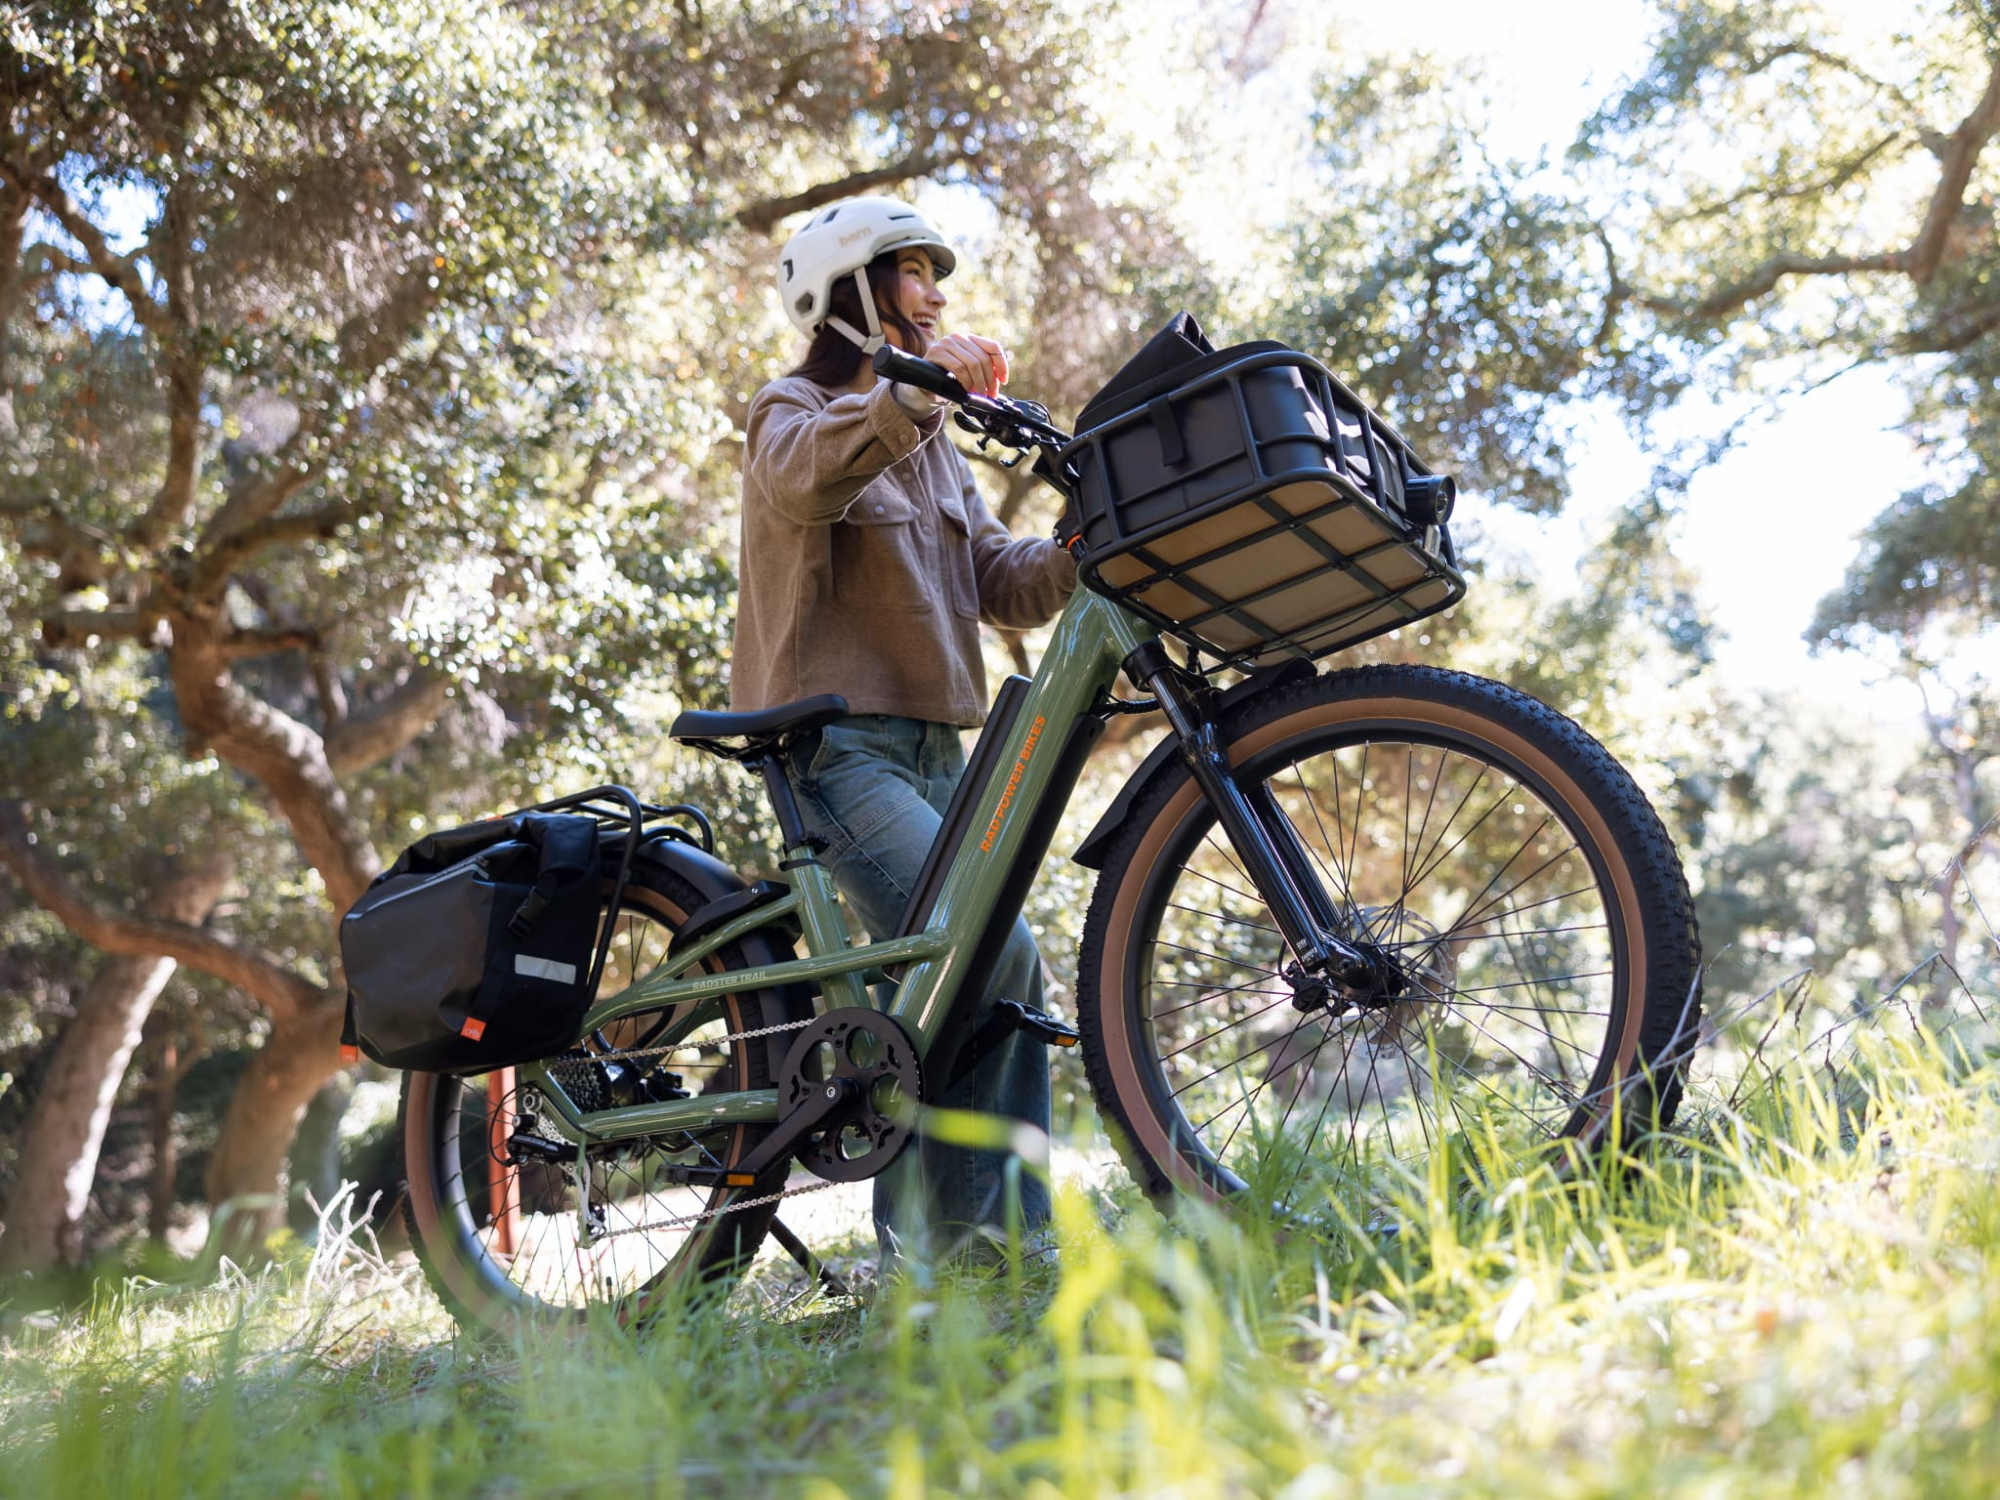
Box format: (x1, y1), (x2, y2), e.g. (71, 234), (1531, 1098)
(871, 344), (968, 403)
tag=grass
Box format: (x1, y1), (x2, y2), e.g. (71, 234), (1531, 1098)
(4, 1013), (1999, 1498)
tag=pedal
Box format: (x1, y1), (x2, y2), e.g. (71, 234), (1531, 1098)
(947, 1000), (1080, 1090)
(658, 1162), (765, 1189)
(994, 998), (1079, 1049)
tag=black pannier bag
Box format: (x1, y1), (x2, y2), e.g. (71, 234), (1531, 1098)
(1058, 311), (1466, 668)
(340, 812), (602, 1074)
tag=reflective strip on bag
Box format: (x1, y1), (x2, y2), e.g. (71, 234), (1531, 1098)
(514, 954), (578, 985)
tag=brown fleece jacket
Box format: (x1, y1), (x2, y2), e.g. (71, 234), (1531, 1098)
(729, 369), (1076, 726)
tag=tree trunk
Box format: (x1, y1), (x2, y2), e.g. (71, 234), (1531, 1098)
(0, 856), (230, 1275)
(147, 1034), (197, 1244)
(203, 993), (347, 1258)
(286, 1073), (356, 1233)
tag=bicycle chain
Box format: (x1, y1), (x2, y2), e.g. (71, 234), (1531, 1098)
(586, 1173), (843, 1243)
(554, 1012), (834, 1242)
(582, 1010), (817, 1069)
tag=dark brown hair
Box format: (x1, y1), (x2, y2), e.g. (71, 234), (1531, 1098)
(789, 252), (930, 388)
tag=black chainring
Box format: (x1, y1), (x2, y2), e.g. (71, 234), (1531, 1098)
(778, 1009), (924, 1183)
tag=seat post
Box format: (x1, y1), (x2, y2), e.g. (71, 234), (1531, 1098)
(751, 749), (870, 1010)
(751, 753), (811, 851)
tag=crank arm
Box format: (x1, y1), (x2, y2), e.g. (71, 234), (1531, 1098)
(721, 1075), (861, 1184)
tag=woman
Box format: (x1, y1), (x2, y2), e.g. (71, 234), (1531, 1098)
(732, 197), (1075, 1270)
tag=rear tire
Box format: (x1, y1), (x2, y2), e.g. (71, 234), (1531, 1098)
(397, 861), (809, 1332)
(1077, 665), (1701, 1217)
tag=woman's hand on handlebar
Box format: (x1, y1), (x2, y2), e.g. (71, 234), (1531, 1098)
(922, 332), (1009, 398)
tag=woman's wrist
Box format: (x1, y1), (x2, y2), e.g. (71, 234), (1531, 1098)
(891, 380), (945, 418)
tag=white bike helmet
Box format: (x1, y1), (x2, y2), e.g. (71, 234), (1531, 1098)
(776, 197), (957, 352)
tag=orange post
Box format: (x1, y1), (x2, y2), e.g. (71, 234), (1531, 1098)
(486, 1067), (521, 1258)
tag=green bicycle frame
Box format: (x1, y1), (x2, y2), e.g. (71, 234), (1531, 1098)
(518, 585), (1159, 1146)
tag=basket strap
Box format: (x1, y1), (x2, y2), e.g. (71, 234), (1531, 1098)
(1147, 394), (1186, 466)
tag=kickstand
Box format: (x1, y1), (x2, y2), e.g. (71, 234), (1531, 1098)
(768, 1215), (854, 1298)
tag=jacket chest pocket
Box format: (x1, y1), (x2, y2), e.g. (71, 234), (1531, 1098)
(935, 489), (980, 620)
(833, 483), (930, 611)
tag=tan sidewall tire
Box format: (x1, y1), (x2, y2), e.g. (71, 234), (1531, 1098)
(1087, 676), (1678, 1208)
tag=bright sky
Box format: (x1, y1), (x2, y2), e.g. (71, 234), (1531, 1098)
(1313, 0), (1935, 720)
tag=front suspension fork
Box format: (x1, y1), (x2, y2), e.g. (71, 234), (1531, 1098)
(1127, 644), (1373, 992)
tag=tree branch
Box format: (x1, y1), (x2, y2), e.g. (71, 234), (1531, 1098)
(1901, 298), (2000, 355)
(167, 616), (381, 914)
(220, 626), (321, 660)
(324, 672), (449, 776)
(1635, 250), (1905, 322)
(185, 261), (437, 594)
(1619, 55), (2000, 322)
(737, 145), (970, 233)
(1905, 53), (2000, 284)
(0, 497), (114, 590)
(0, 801), (321, 1023)
(0, 157), (168, 338)
(1680, 132), (1908, 222)
(38, 607), (167, 650)
(188, 496), (353, 598)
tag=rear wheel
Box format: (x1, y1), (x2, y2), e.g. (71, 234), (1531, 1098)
(397, 862), (809, 1332)
(1077, 665), (1701, 1219)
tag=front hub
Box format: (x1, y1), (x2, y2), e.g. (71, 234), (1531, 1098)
(1288, 942), (1410, 1015)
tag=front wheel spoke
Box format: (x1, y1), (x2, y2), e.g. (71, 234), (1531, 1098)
(1433, 815), (1559, 946)
(1401, 967), (1606, 1065)
(1165, 900), (1283, 938)
(1446, 838), (1585, 946)
(1194, 834), (1265, 907)
(1417, 884), (1605, 943)
(1406, 771), (1513, 898)
(1150, 936), (1285, 977)
(1388, 918), (1607, 949)
(1148, 978), (1292, 1022)
(1167, 1008), (1362, 1100)
(1500, 926), (1577, 1086)
(1164, 990), (1308, 1061)
(1427, 994), (1586, 1104)
(1425, 968), (1614, 1000)
(1400, 744), (1450, 904)
(1289, 764), (1362, 912)
(1214, 1013), (1328, 1159)
(1418, 1035), (1565, 1135)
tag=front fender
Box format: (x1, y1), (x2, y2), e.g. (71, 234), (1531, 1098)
(1071, 659), (1317, 870)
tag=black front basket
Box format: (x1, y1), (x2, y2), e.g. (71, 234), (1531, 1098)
(1059, 337), (1466, 669)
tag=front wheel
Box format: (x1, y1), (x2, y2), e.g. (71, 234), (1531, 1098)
(1077, 665), (1701, 1218)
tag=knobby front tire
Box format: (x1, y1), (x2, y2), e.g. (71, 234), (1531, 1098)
(1076, 665), (1702, 1218)
(397, 864), (809, 1334)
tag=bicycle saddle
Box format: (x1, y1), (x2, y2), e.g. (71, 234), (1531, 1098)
(669, 693), (849, 760)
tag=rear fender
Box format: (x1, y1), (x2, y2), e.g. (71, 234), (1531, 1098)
(633, 835), (812, 1080)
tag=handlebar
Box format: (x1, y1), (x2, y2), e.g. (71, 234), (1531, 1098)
(869, 344), (1073, 458)
(872, 344), (969, 403)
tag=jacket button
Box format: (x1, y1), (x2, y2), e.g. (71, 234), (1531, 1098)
(873, 503), (885, 515)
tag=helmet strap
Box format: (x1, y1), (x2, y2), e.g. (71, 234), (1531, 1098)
(826, 267), (886, 354)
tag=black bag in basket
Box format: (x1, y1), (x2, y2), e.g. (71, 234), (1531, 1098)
(340, 812), (601, 1073)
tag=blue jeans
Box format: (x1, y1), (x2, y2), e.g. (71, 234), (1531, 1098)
(786, 714), (1054, 1265)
